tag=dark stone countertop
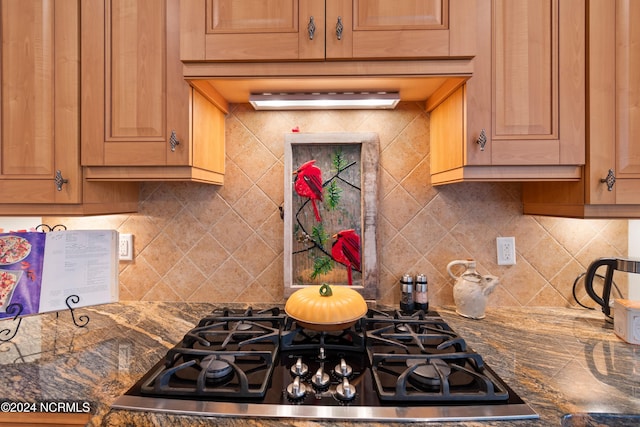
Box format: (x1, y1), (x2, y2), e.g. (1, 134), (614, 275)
(0, 302), (638, 426)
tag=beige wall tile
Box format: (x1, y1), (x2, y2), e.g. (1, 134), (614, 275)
(43, 102), (629, 309)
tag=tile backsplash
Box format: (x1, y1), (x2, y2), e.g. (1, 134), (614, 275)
(44, 102), (628, 309)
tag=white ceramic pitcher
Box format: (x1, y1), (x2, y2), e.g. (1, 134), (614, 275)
(447, 259), (499, 319)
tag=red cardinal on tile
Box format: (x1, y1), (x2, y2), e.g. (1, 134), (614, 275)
(293, 160), (323, 222)
(332, 229), (361, 286)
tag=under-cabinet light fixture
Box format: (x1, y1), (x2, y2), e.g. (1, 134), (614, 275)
(249, 92), (400, 110)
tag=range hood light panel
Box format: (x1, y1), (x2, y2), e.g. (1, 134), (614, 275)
(249, 92), (400, 110)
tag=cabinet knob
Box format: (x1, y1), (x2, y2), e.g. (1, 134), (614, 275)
(307, 16), (316, 40)
(336, 16), (343, 40)
(169, 130), (180, 152)
(54, 170), (68, 191)
(600, 169), (616, 191)
(476, 129), (487, 151)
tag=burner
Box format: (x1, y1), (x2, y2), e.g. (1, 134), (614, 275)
(395, 323), (410, 333)
(201, 355), (235, 381)
(231, 322), (254, 340)
(407, 358), (451, 387)
(394, 323), (415, 342)
(236, 322), (252, 331)
(281, 320), (366, 353)
(396, 323), (415, 335)
(366, 314), (468, 355)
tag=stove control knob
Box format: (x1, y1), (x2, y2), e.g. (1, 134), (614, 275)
(336, 377), (356, 401)
(290, 357), (309, 377)
(311, 366), (330, 388)
(286, 376), (307, 400)
(334, 358), (352, 378)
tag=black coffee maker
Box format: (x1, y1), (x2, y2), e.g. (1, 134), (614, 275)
(584, 257), (640, 318)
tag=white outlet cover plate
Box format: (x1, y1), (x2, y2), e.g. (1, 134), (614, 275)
(119, 233), (133, 261)
(497, 236), (516, 265)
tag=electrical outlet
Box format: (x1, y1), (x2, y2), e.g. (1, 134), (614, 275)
(119, 233), (133, 261)
(497, 236), (516, 265)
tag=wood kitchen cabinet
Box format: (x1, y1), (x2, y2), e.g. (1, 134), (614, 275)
(82, 0), (226, 184)
(522, 0), (640, 218)
(0, 0), (137, 216)
(429, 0), (585, 184)
(0, 412), (90, 426)
(180, 0), (476, 61)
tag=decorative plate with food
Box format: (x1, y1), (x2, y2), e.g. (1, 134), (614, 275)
(0, 235), (32, 265)
(0, 269), (22, 312)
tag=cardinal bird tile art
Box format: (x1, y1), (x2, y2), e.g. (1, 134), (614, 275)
(293, 160), (323, 222)
(290, 144), (363, 287)
(285, 133), (379, 299)
(332, 229), (361, 286)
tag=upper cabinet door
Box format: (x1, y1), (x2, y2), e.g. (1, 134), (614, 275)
(0, 0), (81, 204)
(470, 0), (585, 166)
(190, 0), (323, 60)
(430, 0), (585, 184)
(589, 0), (640, 205)
(521, 0), (640, 218)
(82, 0), (225, 184)
(82, 0), (190, 167)
(181, 0), (476, 61)
(326, 0), (475, 59)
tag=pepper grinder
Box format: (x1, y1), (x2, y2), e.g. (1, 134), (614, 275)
(400, 274), (414, 313)
(414, 273), (428, 311)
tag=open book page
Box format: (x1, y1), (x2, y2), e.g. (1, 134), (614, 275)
(38, 230), (119, 312)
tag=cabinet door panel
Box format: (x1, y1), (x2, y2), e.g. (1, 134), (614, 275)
(325, 0), (353, 58)
(477, 0), (583, 167)
(491, 140), (559, 165)
(522, 0), (640, 217)
(617, 181), (640, 204)
(104, 142), (167, 165)
(203, 0), (304, 60)
(1, 0), (80, 204)
(617, 0), (640, 177)
(83, 0), (185, 167)
(299, 0), (326, 59)
(589, 0), (640, 205)
(109, 0), (165, 140)
(493, 0), (555, 139)
(587, 0), (616, 204)
(350, 30), (450, 58)
(337, 0), (462, 59)
(206, 0), (297, 33)
(354, 0), (446, 29)
(2, 0), (54, 176)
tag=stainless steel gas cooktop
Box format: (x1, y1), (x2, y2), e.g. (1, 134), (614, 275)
(112, 307), (538, 422)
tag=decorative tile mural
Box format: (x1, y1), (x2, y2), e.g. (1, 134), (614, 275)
(44, 102), (628, 309)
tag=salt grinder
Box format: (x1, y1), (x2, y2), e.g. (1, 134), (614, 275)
(415, 273), (428, 311)
(400, 274), (414, 313)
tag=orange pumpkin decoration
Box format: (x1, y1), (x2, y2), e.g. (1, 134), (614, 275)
(285, 284), (368, 331)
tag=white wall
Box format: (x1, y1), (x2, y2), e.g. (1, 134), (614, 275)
(0, 217), (42, 232)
